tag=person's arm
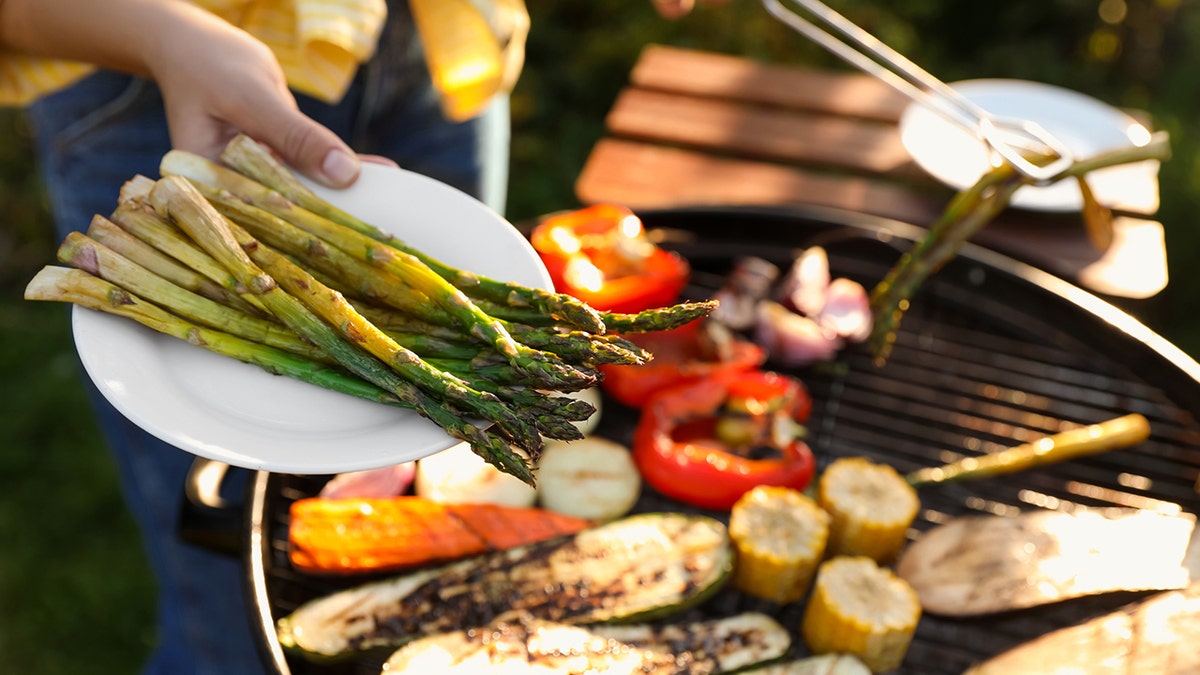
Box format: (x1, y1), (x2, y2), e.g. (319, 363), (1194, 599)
(0, 0), (363, 188)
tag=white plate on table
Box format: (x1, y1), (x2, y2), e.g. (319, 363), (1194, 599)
(73, 164), (551, 474)
(898, 79), (1160, 213)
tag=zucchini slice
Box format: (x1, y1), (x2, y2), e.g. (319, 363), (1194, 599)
(381, 611), (791, 674)
(277, 512), (734, 659)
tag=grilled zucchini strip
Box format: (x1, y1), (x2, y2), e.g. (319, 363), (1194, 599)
(381, 611), (791, 674)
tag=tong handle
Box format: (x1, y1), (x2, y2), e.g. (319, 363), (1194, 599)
(762, 0), (1073, 184)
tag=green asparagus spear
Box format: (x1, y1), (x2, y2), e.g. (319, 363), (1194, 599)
(595, 301), (719, 334)
(868, 131), (1172, 364)
(220, 216), (548, 454)
(357, 301), (649, 366)
(164, 166), (600, 391)
(25, 266), (402, 406)
(906, 414), (1151, 488)
(56, 230), (328, 362)
(110, 198), (272, 316)
(87, 214), (261, 315)
(216, 133), (606, 333)
(160, 149), (587, 346)
(149, 175), (535, 482)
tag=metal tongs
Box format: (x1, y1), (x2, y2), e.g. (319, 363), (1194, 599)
(763, 0), (1074, 185)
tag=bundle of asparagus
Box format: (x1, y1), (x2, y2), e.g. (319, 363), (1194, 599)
(25, 134), (716, 484)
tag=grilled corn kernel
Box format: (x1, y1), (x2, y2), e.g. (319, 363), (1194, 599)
(801, 556), (921, 673)
(729, 485), (830, 604)
(817, 457), (919, 564)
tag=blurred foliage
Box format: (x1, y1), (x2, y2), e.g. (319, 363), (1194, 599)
(1, 1), (1197, 673)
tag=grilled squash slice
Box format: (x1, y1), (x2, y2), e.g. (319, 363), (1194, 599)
(381, 611), (791, 674)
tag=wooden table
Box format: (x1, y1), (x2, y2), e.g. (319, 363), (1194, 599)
(575, 45), (1167, 300)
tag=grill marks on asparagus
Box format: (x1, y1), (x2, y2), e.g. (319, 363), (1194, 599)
(172, 161), (603, 391)
(218, 133), (607, 333)
(149, 176), (535, 481)
(222, 218), (548, 453)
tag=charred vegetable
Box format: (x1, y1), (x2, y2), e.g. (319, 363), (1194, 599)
(906, 413), (1151, 488)
(801, 556), (922, 674)
(380, 611), (791, 674)
(729, 485), (830, 604)
(896, 509), (1197, 616)
(529, 203), (691, 314)
(742, 654), (871, 675)
(276, 512), (734, 659)
(633, 369), (815, 511)
(287, 495), (590, 575)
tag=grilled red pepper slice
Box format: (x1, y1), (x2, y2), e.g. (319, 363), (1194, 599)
(599, 319), (766, 408)
(530, 204), (689, 313)
(632, 369), (815, 511)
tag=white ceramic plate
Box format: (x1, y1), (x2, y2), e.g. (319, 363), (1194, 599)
(898, 79), (1160, 213)
(73, 164), (551, 474)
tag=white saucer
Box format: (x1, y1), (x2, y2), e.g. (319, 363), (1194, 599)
(898, 79), (1160, 213)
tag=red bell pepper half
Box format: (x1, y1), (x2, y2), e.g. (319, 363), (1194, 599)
(632, 369), (816, 511)
(599, 319), (767, 408)
(530, 204), (690, 314)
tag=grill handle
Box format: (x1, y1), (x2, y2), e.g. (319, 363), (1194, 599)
(178, 457), (247, 556)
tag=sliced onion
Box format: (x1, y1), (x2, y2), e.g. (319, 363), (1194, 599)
(819, 277), (873, 343)
(535, 437), (641, 521)
(755, 300), (843, 367)
(779, 246), (831, 317)
(711, 256), (779, 330)
(414, 442), (537, 507)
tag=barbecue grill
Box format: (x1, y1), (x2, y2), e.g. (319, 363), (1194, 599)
(234, 205), (1200, 674)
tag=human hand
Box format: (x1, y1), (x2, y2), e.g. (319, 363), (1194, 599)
(651, 0), (731, 19)
(148, 6), (369, 188)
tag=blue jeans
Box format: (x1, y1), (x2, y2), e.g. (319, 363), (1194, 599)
(26, 6), (507, 674)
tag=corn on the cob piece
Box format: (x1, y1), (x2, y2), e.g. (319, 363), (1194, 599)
(728, 485), (830, 604)
(801, 556), (921, 673)
(817, 457), (919, 564)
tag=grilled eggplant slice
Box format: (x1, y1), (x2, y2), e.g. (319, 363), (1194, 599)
(380, 611), (791, 674)
(277, 512), (734, 660)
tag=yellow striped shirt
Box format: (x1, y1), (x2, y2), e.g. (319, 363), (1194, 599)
(0, 0), (388, 106)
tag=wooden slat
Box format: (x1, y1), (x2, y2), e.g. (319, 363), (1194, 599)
(575, 138), (942, 225)
(606, 88), (921, 177)
(631, 44), (910, 122)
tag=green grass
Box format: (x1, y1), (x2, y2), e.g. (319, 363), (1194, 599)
(3, 1), (1199, 673)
